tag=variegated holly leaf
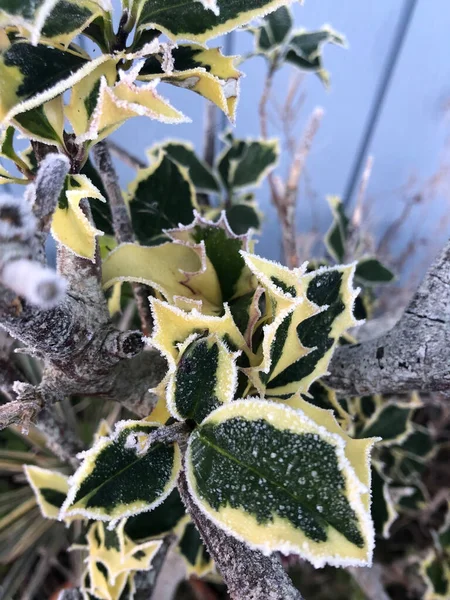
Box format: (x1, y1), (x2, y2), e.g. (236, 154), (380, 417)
(0, 0), (109, 47)
(102, 240), (222, 315)
(150, 297), (248, 409)
(124, 488), (186, 541)
(304, 381), (351, 425)
(420, 550), (450, 600)
(176, 517), (215, 577)
(168, 333), (239, 423)
(72, 74), (189, 145)
(60, 420), (181, 522)
(228, 286), (264, 349)
(168, 212), (255, 303)
(24, 465), (69, 520)
(217, 133), (279, 191)
(186, 398), (377, 567)
(135, 0), (297, 44)
(0, 40), (110, 127)
(285, 26), (346, 86)
(85, 560), (131, 600)
(357, 396), (421, 447)
(127, 150), (197, 244)
(252, 5), (293, 55)
(51, 173), (105, 261)
(85, 521), (161, 586)
(324, 195), (349, 263)
(138, 43), (241, 121)
(370, 464), (398, 539)
(147, 140), (220, 193)
(242, 253), (360, 397)
(225, 199), (262, 234)
(355, 257), (395, 286)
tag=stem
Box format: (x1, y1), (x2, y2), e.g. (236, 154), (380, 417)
(178, 470), (303, 600)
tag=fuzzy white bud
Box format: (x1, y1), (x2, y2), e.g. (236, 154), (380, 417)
(2, 259), (67, 309)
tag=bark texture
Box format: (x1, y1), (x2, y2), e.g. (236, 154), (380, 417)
(326, 240), (450, 396)
(178, 471), (303, 600)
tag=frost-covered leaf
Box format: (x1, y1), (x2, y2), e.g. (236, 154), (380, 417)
(358, 397), (421, 447)
(217, 134), (279, 191)
(60, 420), (181, 522)
(124, 488), (186, 541)
(176, 517), (214, 577)
(86, 521), (161, 585)
(85, 561), (130, 600)
(13, 96), (65, 144)
(0, 40), (109, 125)
(225, 201), (261, 235)
(51, 173), (105, 261)
(242, 253), (359, 397)
(73, 76), (189, 145)
(139, 43), (241, 121)
(420, 550), (450, 600)
(305, 381), (351, 425)
(65, 58), (118, 139)
(253, 5), (293, 54)
(148, 140), (220, 193)
(127, 151), (197, 244)
(24, 465), (68, 520)
(102, 241), (222, 315)
(370, 465), (398, 539)
(168, 333), (239, 423)
(324, 195), (349, 263)
(228, 286), (264, 350)
(0, 0), (108, 46)
(168, 212), (254, 302)
(285, 26), (346, 86)
(150, 297), (248, 411)
(355, 257), (395, 286)
(135, 0), (296, 44)
(186, 398), (377, 567)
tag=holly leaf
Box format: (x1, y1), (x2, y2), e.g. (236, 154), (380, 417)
(253, 5), (293, 54)
(139, 43), (241, 121)
(168, 333), (239, 423)
(355, 257), (395, 286)
(24, 465), (69, 520)
(186, 398), (377, 567)
(135, 0), (297, 44)
(0, 0), (108, 46)
(127, 150), (197, 244)
(60, 420), (181, 522)
(217, 134), (279, 191)
(285, 26), (346, 86)
(148, 140), (220, 193)
(51, 173), (105, 261)
(324, 195), (349, 263)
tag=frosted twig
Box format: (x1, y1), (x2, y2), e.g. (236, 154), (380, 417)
(107, 139), (146, 170)
(2, 259), (66, 309)
(178, 470), (304, 600)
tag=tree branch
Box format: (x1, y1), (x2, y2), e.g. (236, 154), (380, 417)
(177, 470), (303, 600)
(326, 239), (450, 396)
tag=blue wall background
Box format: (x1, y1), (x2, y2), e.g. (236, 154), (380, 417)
(110, 0), (450, 279)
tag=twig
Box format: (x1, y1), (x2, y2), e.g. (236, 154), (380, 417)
(92, 141), (153, 335)
(177, 470), (303, 600)
(326, 238), (450, 396)
(134, 534), (176, 600)
(348, 564), (391, 600)
(203, 102), (217, 168)
(107, 139), (146, 170)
